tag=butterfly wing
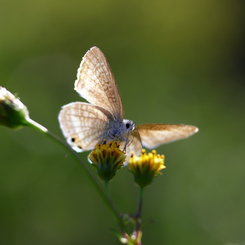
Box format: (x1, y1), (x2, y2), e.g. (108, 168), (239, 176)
(75, 46), (124, 121)
(137, 124), (199, 149)
(117, 129), (142, 162)
(126, 132), (143, 161)
(58, 102), (112, 152)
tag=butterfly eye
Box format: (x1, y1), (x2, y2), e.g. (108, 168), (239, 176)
(126, 122), (131, 129)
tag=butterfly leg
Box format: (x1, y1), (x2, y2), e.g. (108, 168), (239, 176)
(122, 137), (129, 152)
(122, 129), (134, 152)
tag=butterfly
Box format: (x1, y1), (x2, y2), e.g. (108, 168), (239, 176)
(58, 46), (198, 160)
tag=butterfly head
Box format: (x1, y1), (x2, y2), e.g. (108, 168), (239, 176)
(118, 119), (135, 152)
(123, 119), (135, 132)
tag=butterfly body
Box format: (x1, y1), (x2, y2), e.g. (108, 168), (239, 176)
(103, 119), (135, 143)
(58, 46), (198, 160)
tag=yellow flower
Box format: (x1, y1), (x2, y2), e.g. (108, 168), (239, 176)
(0, 86), (29, 129)
(128, 149), (165, 187)
(89, 140), (126, 181)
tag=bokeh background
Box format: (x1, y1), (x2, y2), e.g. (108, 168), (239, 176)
(1, 0), (245, 244)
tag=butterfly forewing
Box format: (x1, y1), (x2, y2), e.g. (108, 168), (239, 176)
(58, 102), (111, 151)
(75, 47), (124, 121)
(137, 124), (199, 149)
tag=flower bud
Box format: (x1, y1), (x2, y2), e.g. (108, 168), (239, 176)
(89, 140), (126, 182)
(129, 149), (165, 187)
(0, 86), (29, 129)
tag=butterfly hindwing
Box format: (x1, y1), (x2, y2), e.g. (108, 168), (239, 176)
(125, 129), (142, 160)
(58, 102), (112, 151)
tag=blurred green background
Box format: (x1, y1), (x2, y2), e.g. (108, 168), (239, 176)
(1, 0), (245, 244)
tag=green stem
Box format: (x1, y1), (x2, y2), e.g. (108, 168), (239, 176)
(104, 180), (118, 214)
(135, 187), (144, 231)
(128, 187), (144, 245)
(25, 118), (124, 228)
(104, 180), (129, 234)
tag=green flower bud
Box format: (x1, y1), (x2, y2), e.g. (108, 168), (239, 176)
(0, 86), (29, 129)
